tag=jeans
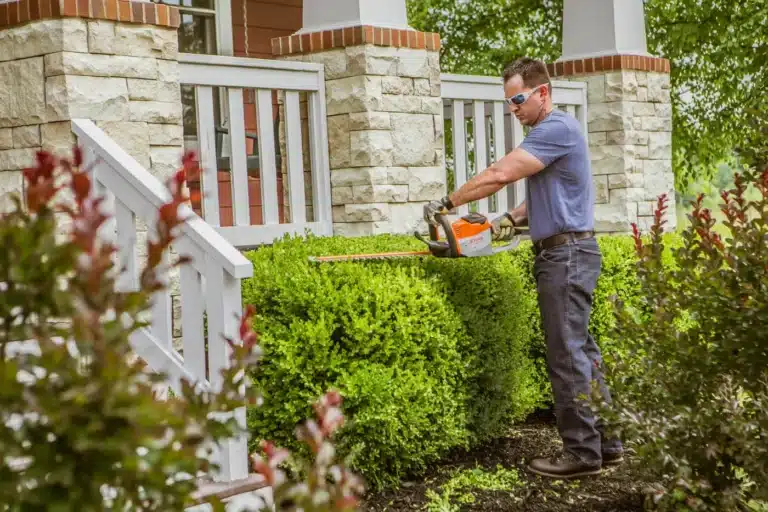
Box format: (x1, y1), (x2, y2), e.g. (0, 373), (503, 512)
(533, 236), (623, 465)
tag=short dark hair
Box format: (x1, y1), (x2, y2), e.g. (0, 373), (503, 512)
(502, 57), (551, 92)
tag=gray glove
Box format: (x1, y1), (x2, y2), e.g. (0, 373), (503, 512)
(491, 212), (517, 241)
(423, 196), (454, 225)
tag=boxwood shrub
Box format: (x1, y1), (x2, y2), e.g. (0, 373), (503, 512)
(241, 232), (678, 490)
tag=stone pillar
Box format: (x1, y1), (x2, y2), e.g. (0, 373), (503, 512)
(0, 5), (184, 344)
(272, 26), (446, 237)
(0, 6), (183, 209)
(550, 0), (676, 234)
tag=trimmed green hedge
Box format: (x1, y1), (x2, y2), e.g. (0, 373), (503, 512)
(242, 233), (676, 490)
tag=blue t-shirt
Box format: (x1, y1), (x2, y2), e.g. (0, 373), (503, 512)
(518, 109), (594, 242)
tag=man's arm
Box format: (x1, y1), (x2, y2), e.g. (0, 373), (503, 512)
(509, 200), (528, 226)
(447, 147), (544, 209)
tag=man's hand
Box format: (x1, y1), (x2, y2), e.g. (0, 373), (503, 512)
(491, 212), (517, 241)
(423, 196), (454, 225)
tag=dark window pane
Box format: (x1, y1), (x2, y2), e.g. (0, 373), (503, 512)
(178, 13), (217, 54)
(158, 0), (215, 10)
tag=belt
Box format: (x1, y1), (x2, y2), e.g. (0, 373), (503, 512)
(532, 230), (595, 254)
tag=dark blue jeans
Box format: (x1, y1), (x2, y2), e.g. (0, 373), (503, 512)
(533, 236), (623, 465)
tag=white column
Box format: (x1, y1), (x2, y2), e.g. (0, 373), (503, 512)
(559, 0), (650, 61)
(298, 0), (412, 33)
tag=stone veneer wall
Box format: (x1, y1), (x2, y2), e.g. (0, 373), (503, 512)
(0, 18), (183, 205)
(548, 55), (676, 233)
(0, 15), (185, 346)
(273, 26), (446, 236)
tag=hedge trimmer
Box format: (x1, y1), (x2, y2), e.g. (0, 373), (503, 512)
(308, 212), (527, 263)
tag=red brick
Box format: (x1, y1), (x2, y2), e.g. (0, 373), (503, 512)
(574, 59), (583, 74)
(322, 29), (332, 50)
(564, 60), (573, 75)
(343, 26), (353, 46)
(155, 2), (167, 24)
(168, 5), (179, 26)
(271, 36), (280, 55)
(585, 58), (594, 73)
(0, 3), (8, 26)
(18, 0), (29, 22)
(407, 30), (417, 48)
(130, 1), (143, 22)
(39, 0), (51, 19)
(142, 2), (154, 24)
(664, 59), (670, 73)
(352, 26), (362, 45)
(61, 0), (75, 16)
(331, 29), (342, 48)
(554, 61), (563, 76)
(383, 28), (392, 46)
(310, 31), (321, 51)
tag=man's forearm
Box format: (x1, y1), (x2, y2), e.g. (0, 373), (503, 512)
(448, 166), (508, 208)
(510, 201), (528, 226)
(446, 147), (543, 211)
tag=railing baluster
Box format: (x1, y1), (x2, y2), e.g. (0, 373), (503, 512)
(195, 85), (220, 226)
(180, 265), (206, 382)
(227, 87), (251, 227)
(473, 101), (489, 214)
(149, 220), (173, 351)
(451, 100), (469, 216)
(492, 101), (508, 214)
(204, 256), (249, 482)
(256, 89), (279, 225)
(308, 89), (333, 232)
(285, 90), (307, 225)
(115, 199), (138, 292)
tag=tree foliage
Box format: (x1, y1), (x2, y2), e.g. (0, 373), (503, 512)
(406, 0), (768, 192)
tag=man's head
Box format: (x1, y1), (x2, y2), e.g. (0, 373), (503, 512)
(502, 57), (552, 126)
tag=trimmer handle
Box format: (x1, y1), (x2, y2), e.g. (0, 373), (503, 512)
(421, 212), (459, 258)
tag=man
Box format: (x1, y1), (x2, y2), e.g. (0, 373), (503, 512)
(423, 57), (623, 479)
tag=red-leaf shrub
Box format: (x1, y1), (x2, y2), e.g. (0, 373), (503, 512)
(0, 147), (364, 511)
(592, 167), (768, 510)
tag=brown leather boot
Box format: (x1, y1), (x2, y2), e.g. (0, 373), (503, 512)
(602, 451), (624, 466)
(527, 450), (602, 479)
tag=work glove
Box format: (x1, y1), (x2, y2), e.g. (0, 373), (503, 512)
(423, 196), (454, 226)
(491, 212), (517, 241)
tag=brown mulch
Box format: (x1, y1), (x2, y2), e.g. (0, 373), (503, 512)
(360, 409), (656, 512)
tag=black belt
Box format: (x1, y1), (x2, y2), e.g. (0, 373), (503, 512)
(533, 231), (594, 254)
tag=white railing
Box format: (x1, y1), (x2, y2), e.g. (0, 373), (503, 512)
(72, 119), (253, 483)
(440, 73), (588, 217)
(178, 53), (333, 250)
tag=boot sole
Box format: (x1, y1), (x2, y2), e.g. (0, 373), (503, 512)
(526, 465), (602, 479)
(602, 456), (624, 466)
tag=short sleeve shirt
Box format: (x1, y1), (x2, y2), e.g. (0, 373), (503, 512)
(518, 109), (595, 242)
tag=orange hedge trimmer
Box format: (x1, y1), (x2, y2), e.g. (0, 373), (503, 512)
(308, 212), (527, 263)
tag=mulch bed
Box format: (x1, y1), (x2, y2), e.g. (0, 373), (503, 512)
(361, 409), (656, 511)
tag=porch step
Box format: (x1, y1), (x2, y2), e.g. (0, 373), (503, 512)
(186, 474), (272, 511)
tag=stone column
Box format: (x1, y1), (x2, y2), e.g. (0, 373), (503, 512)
(272, 26), (446, 237)
(0, 5), (184, 344)
(550, 0), (677, 233)
(0, 5), (183, 209)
